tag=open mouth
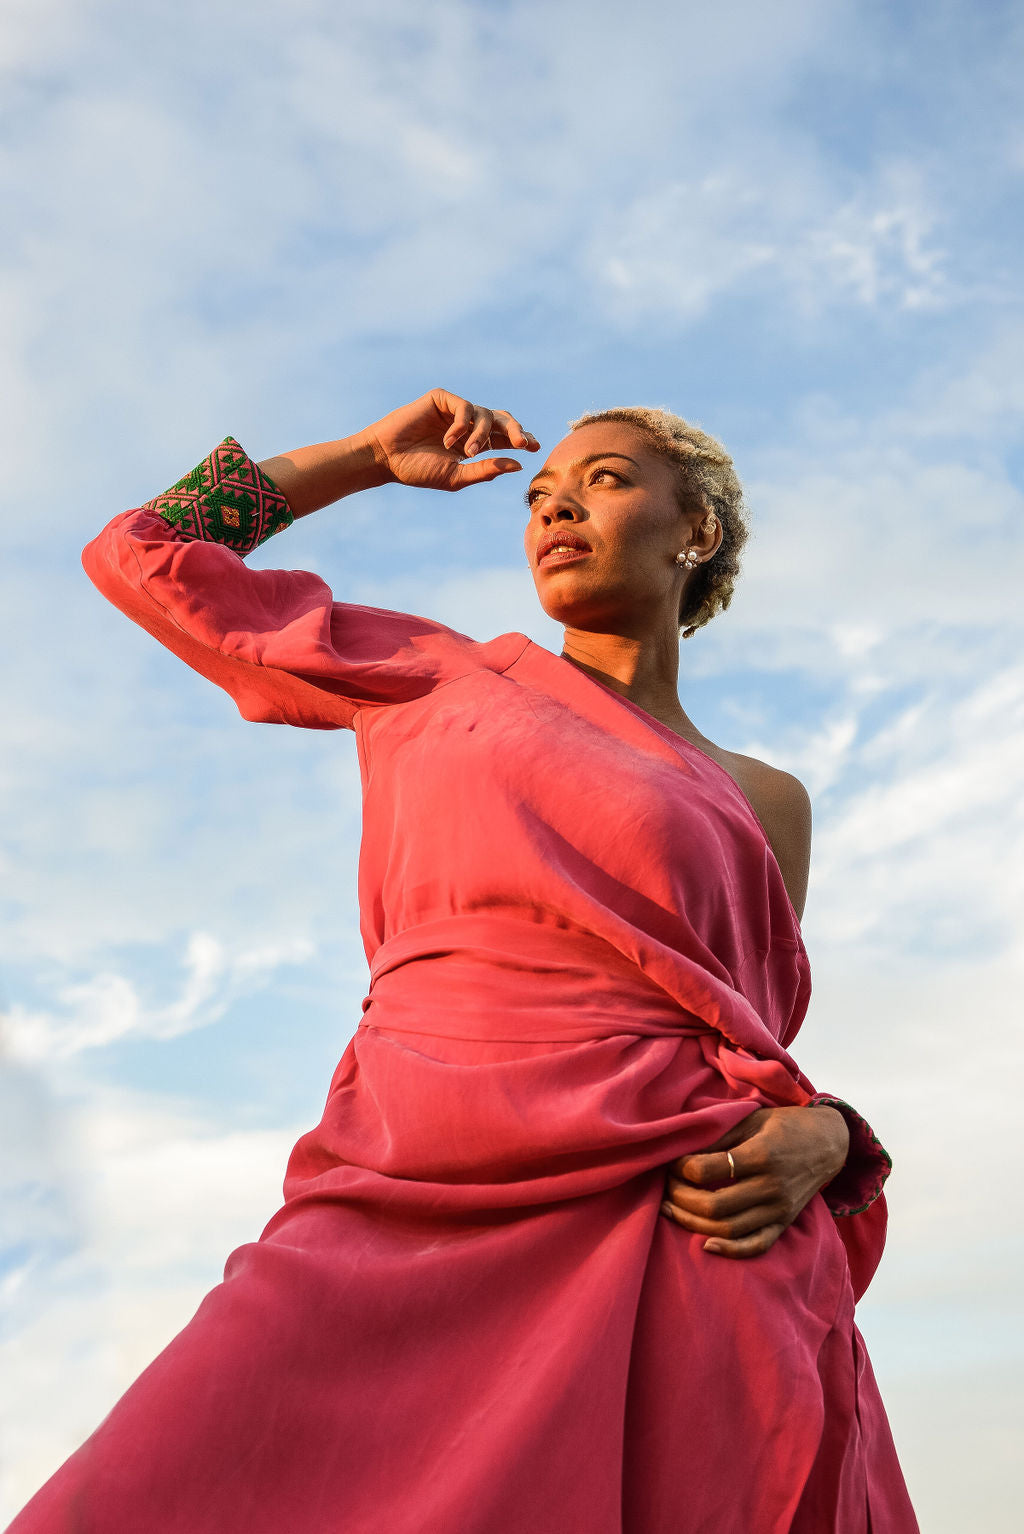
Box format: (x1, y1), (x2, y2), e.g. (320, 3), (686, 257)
(539, 546), (591, 567)
(536, 533), (593, 567)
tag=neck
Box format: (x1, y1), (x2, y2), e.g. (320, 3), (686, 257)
(559, 624), (692, 733)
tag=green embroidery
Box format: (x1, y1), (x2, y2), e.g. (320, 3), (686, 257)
(153, 497), (195, 528)
(143, 436), (292, 554)
(174, 462), (214, 495)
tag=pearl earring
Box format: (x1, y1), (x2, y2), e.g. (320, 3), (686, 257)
(676, 549), (700, 570)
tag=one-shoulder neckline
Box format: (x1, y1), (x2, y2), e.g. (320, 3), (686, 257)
(514, 637), (806, 939)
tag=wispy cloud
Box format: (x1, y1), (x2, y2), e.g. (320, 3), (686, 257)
(3, 933), (315, 1063)
(805, 182), (949, 312)
(589, 162), (951, 323)
(0, 1082), (296, 1515)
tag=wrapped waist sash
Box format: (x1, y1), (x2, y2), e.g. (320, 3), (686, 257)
(363, 914), (720, 1045)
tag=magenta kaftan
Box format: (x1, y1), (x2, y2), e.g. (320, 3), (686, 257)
(10, 440), (917, 1533)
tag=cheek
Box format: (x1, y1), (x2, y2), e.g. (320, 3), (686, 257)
(606, 514), (674, 575)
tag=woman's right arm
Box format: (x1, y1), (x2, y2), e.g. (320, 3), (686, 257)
(82, 391), (538, 730)
(258, 389), (538, 518)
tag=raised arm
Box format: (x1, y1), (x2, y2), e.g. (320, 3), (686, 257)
(83, 391), (539, 730)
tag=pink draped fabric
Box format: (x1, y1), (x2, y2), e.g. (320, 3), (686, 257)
(10, 446), (917, 1532)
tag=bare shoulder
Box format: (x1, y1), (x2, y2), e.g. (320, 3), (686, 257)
(710, 748), (812, 919)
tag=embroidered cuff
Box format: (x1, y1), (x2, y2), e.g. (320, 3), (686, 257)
(809, 1094), (892, 1217)
(143, 437), (293, 555)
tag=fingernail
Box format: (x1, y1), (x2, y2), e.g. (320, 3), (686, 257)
(703, 1240), (723, 1254)
(660, 1202), (673, 1217)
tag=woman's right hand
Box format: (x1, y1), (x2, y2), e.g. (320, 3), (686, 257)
(358, 389), (540, 493)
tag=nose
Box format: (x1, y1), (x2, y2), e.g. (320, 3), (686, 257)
(539, 491), (584, 525)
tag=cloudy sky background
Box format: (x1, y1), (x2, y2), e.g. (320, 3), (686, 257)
(2, 0), (1023, 1524)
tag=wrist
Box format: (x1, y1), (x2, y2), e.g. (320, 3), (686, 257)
(347, 426), (395, 489)
(257, 431), (390, 518)
(808, 1093), (892, 1216)
(808, 1103), (850, 1182)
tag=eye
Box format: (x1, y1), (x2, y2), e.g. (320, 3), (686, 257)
(524, 486), (546, 507)
(591, 467), (622, 485)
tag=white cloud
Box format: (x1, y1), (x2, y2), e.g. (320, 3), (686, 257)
(3, 932), (315, 1062)
(700, 442), (1024, 690)
(0, 0), (81, 73)
(0, 0), (970, 513)
(0, 1082), (297, 1518)
(586, 154), (952, 325)
(732, 657), (1024, 957)
(887, 319), (1024, 444)
(589, 175), (780, 323)
(804, 165), (949, 312)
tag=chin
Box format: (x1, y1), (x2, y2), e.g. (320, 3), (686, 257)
(539, 598), (615, 633)
(534, 587), (585, 627)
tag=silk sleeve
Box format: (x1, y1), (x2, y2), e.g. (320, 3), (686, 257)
(82, 437), (501, 730)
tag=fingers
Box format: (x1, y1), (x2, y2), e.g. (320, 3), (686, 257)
(673, 1150), (744, 1187)
(663, 1173), (771, 1222)
(439, 396), (539, 458)
(442, 398), (475, 453)
(659, 1196), (787, 1259)
(452, 457), (523, 487)
(462, 408), (495, 458)
(492, 410), (539, 452)
(659, 1105), (845, 1263)
(703, 1225), (787, 1259)
(660, 1193), (780, 1239)
(663, 1156), (794, 1237)
(667, 1118), (768, 1186)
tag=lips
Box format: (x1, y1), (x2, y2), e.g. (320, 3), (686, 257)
(536, 530), (593, 567)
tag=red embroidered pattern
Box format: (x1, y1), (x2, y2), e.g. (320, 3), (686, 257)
(143, 437), (292, 554)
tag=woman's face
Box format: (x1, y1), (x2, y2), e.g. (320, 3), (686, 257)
(523, 422), (695, 634)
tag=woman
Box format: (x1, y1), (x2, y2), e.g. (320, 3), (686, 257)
(11, 389), (917, 1532)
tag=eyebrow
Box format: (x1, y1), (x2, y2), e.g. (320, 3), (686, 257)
(527, 452), (642, 488)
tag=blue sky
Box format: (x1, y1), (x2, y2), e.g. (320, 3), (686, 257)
(2, 0), (1023, 1523)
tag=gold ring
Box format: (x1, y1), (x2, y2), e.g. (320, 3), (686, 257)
(726, 1151), (736, 1180)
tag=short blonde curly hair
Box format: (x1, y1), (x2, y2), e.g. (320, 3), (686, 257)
(567, 406), (749, 638)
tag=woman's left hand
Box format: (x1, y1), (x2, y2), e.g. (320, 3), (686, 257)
(660, 1105), (850, 1258)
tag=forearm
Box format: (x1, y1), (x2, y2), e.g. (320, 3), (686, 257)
(258, 430), (389, 520)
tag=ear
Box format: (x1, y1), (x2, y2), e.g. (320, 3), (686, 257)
(675, 505), (722, 564)
(692, 507), (723, 560)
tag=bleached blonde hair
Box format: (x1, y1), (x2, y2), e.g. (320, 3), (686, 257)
(567, 406), (749, 638)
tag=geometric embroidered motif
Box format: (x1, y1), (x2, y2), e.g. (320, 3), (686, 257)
(143, 437), (293, 554)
